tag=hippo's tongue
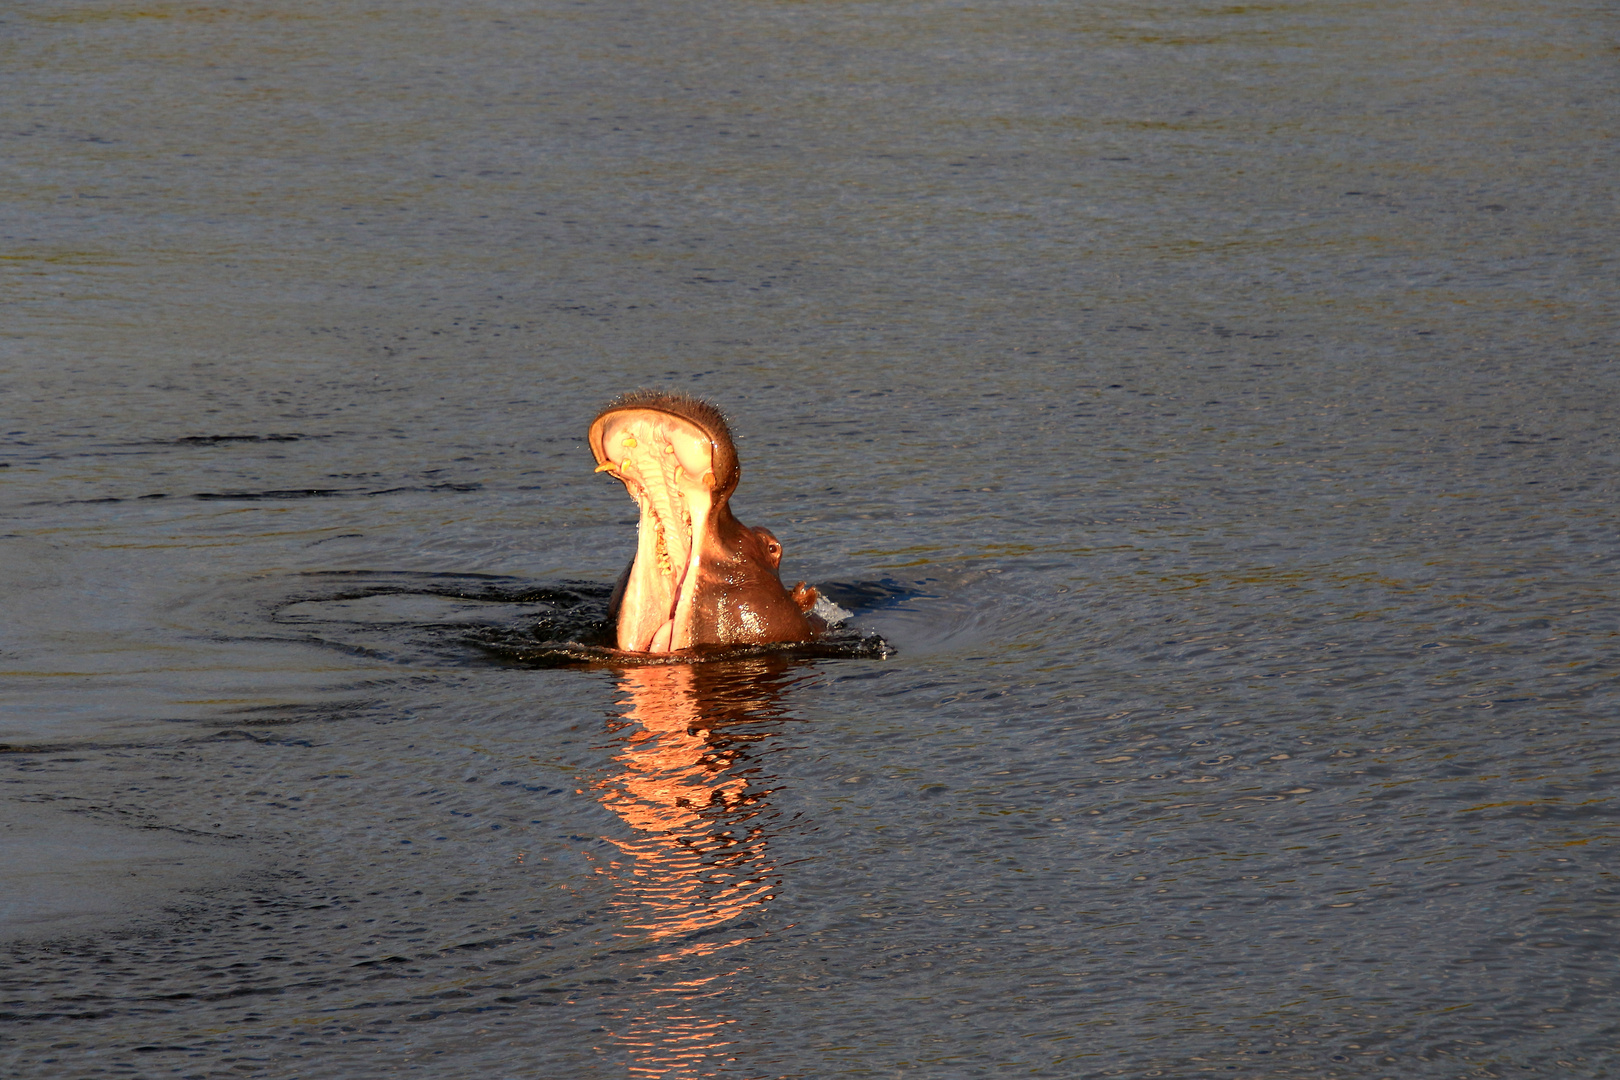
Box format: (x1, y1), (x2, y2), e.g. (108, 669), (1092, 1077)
(592, 410), (717, 652)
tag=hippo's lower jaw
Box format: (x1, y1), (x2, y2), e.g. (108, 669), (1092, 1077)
(589, 392), (818, 654)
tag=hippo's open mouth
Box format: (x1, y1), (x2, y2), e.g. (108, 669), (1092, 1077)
(590, 403), (723, 652)
(589, 391), (817, 654)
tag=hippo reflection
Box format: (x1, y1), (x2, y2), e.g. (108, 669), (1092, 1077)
(591, 656), (804, 1076)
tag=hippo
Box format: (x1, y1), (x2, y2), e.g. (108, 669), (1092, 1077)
(588, 391), (821, 653)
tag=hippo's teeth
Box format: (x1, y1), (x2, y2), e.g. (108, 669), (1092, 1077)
(594, 461), (618, 473)
(622, 436), (638, 448)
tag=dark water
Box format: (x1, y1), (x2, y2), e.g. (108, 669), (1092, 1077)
(2, 1), (1617, 1077)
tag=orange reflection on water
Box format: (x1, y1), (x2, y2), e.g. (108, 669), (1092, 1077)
(591, 658), (801, 1077)
(594, 664), (775, 945)
(618, 974), (737, 1080)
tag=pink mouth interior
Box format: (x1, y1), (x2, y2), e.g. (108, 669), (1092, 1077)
(594, 410), (718, 652)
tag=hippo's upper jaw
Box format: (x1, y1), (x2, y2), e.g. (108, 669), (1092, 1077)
(589, 391), (817, 654)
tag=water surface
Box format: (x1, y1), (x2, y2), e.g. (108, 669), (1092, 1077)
(2, 1), (1616, 1076)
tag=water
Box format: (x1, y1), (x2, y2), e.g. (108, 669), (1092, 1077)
(2, 0), (1617, 1076)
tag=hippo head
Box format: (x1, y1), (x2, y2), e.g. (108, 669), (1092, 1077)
(588, 391), (818, 653)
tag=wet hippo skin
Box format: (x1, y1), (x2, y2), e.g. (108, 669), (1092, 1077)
(588, 391), (820, 653)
